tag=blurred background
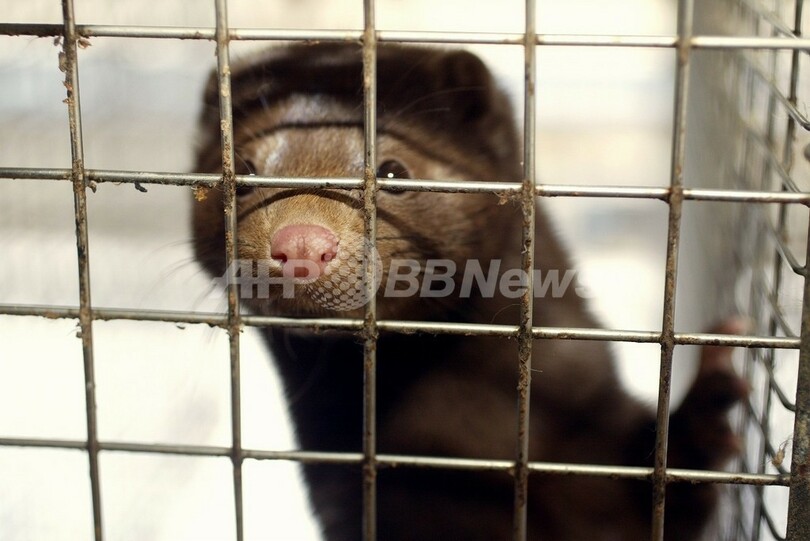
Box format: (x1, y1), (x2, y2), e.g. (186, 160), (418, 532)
(1, 0), (806, 539)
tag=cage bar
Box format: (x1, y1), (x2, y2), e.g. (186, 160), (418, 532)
(360, 1), (380, 539)
(0, 302), (804, 350)
(512, 1), (537, 539)
(0, 434), (790, 486)
(211, 0), (245, 539)
(58, 0), (104, 539)
(752, 14), (790, 535)
(787, 220), (810, 540)
(6, 22), (810, 51)
(649, 0), (694, 539)
(7, 166), (810, 204)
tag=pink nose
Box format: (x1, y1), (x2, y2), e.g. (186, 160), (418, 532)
(270, 224), (338, 279)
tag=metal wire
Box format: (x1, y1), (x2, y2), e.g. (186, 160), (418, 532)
(1, 303), (804, 348)
(5, 22), (810, 50)
(782, 0), (810, 532)
(58, 1), (103, 539)
(360, 1), (379, 538)
(512, 1), (537, 539)
(649, 2), (693, 539)
(3, 0), (810, 540)
(5, 168), (810, 205)
(711, 0), (809, 540)
(0, 435), (791, 486)
(787, 182), (810, 539)
(211, 0), (245, 539)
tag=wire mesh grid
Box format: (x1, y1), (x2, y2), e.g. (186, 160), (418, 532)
(0, 0), (808, 540)
(691, 1), (810, 540)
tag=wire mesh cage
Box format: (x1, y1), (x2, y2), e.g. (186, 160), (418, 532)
(0, 0), (808, 540)
(688, 1), (810, 539)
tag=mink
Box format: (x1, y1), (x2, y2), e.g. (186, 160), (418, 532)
(192, 43), (746, 540)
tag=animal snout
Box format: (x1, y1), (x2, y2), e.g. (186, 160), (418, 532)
(270, 224), (339, 279)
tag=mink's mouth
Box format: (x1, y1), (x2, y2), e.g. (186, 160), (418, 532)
(237, 271), (375, 319)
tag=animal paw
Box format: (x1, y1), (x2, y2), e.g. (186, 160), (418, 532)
(668, 319), (750, 470)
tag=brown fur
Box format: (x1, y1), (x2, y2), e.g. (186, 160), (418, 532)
(192, 43), (744, 540)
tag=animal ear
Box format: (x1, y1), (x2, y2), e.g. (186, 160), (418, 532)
(436, 50), (496, 123)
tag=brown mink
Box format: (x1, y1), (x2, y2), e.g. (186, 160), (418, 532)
(192, 43), (746, 540)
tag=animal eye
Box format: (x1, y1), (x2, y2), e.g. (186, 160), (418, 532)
(236, 158), (257, 198)
(236, 155), (258, 175)
(236, 184), (255, 198)
(377, 160), (411, 180)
